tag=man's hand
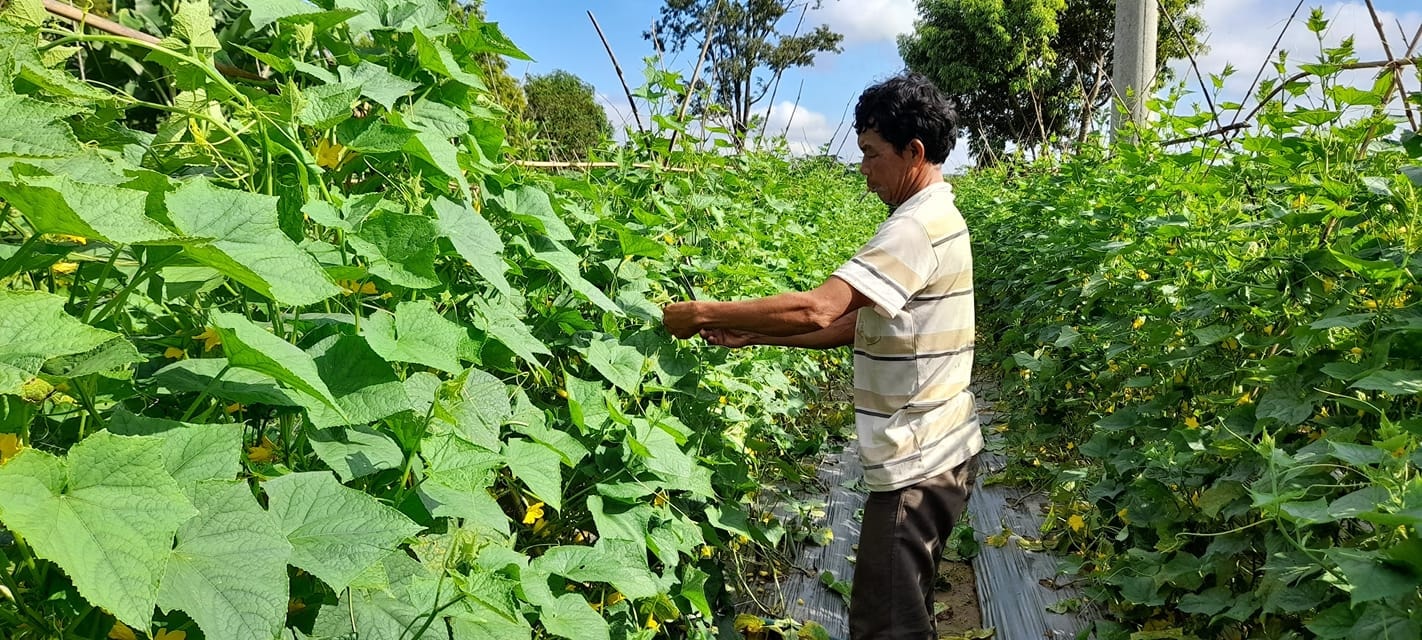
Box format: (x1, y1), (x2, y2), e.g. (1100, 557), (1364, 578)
(661, 301), (701, 339)
(700, 328), (761, 348)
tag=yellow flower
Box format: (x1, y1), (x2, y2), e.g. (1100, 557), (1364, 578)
(523, 501), (545, 525)
(0, 434), (20, 465)
(700, 545), (713, 559)
(1067, 514), (1086, 533)
(339, 279), (378, 296)
(108, 623), (138, 640)
(154, 630), (186, 640)
(1137, 270), (1149, 281)
(315, 138), (346, 169)
(652, 492), (668, 507)
(44, 233), (88, 245)
(224, 402), (243, 414)
(646, 613), (659, 631)
(1132, 316), (1146, 330)
(1184, 417), (1199, 429)
(194, 327), (222, 352)
(247, 436), (277, 464)
(51, 261), (79, 275)
(1117, 508), (1129, 523)
(163, 346), (187, 360)
(1350, 347), (1364, 357)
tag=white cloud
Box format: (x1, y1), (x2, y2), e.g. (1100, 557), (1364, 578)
(1170, 1), (1421, 116)
(810, 0), (917, 45)
(761, 100), (844, 156)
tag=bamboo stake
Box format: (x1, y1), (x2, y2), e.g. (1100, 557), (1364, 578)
(1364, 0), (1419, 131)
(1163, 56), (1421, 146)
(587, 11), (647, 137)
(664, 7), (716, 163)
(42, 0), (266, 82)
(514, 160), (691, 173)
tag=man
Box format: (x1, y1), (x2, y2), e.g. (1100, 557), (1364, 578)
(662, 72), (983, 640)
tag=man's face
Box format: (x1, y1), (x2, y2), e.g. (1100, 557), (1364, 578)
(857, 129), (915, 207)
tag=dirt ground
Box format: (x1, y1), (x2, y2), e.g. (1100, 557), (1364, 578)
(934, 558), (985, 637)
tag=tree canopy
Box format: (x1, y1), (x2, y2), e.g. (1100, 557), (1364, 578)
(651, 0), (843, 147)
(900, 0), (1204, 164)
(523, 70), (612, 161)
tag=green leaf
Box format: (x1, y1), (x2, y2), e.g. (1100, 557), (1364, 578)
(1328, 549), (1420, 605)
(405, 129), (469, 195)
(633, 419), (693, 482)
(581, 336), (644, 394)
(564, 373), (609, 433)
(157, 423), (244, 496)
(0, 93), (81, 157)
(311, 553), (453, 640)
(0, 431), (197, 628)
(158, 480), (292, 640)
(530, 542), (658, 600)
(302, 334), (411, 428)
(1256, 377), (1315, 425)
(340, 61), (419, 111)
(432, 368), (510, 450)
(472, 297), (550, 367)
(538, 593), (609, 640)
(0, 173), (177, 244)
(418, 476), (510, 535)
(430, 197), (512, 296)
(1, 0), (46, 28)
(0, 291), (123, 395)
(348, 210), (441, 289)
(413, 28), (487, 90)
(504, 439), (563, 512)
(168, 0), (221, 55)
(47, 337), (144, 379)
(240, 0), (328, 29)
(211, 311), (343, 413)
(168, 178), (341, 306)
(308, 425), (404, 482)
(298, 82), (361, 129)
(152, 357), (302, 407)
(1351, 370), (1422, 395)
(493, 186), (573, 242)
(587, 494), (652, 544)
(363, 300), (468, 374)
(263, 471), (423, 592)
(528, 239), (621, 313)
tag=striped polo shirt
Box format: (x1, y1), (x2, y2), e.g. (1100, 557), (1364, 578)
(831, 182), (983, 492)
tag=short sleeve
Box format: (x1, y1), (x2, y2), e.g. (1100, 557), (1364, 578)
(831, 217), (938, 319)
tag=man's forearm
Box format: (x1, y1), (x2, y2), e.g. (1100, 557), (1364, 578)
(690, 291), (839, 337)
(753, 313), (856, 349)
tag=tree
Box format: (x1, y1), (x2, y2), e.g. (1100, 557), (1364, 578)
(651, 0), (844, 148)
(523, 70), (612, 161)
(900, 0), (1204, 164)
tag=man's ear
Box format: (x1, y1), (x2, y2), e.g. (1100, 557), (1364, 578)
(908, 139), (927, 164)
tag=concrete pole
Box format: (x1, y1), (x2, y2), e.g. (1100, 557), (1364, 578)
(1111, 0), (1159, 140)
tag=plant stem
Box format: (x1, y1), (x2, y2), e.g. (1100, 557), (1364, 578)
(180, 364), (231, 422)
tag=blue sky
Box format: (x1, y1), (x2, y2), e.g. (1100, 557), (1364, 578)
(486, 1), (1422, 170)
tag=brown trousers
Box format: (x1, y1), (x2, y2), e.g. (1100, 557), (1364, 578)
(848, 457), (978, 640)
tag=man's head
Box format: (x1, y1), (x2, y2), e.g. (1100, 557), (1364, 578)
(853, 73), (960, 206)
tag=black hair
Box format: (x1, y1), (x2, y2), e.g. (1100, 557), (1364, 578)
(853, 73), (960, 164)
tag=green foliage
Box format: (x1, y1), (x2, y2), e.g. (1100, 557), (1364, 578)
(900, 0), (1205, 163)
(959, 32), (1422, 638)
(652, 0), (844, 146)
(523, 70), (611, 162)
(0, 1), (873, 638)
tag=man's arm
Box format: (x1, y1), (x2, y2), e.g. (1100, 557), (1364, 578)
(703, 312), (857, 349)
(662, 276), (872, 339)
